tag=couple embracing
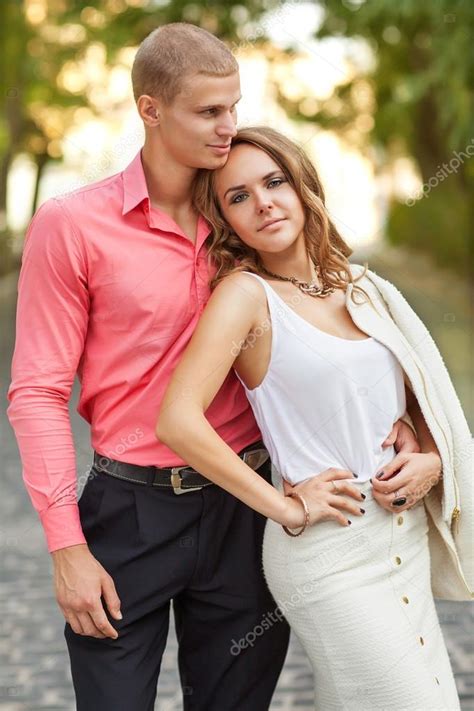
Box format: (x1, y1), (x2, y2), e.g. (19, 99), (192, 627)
(7, 22), (472, 711)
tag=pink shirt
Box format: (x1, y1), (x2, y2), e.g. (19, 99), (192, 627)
(6, 151), (261, 553)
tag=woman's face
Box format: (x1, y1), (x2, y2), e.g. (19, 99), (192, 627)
(213, 143), (305, 255)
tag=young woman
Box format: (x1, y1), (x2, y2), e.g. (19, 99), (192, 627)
(156, 126), (472, 710)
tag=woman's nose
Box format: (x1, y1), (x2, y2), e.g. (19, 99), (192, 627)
(257, 201), (273, 214)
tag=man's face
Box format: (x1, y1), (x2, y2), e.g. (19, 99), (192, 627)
(156, 72), (241, 170)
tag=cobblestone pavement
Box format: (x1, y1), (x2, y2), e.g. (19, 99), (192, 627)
(1, 272), (473, 710)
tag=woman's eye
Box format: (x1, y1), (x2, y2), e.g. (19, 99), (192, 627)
(231, 193), (247, 204)
(268, 178), (284, 188)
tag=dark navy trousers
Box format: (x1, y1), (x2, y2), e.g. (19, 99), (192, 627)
(64, 453), (290, 710)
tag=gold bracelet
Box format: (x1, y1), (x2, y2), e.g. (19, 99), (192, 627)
(282, 492), (310, 537)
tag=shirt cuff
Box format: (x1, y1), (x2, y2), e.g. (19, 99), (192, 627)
(39, 503), (87, 553)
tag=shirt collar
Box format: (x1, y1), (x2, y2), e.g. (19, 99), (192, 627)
(122, 150), (149, 215)
(121, 149), (212, 247)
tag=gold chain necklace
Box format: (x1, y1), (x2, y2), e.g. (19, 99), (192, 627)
(258, 262), (335, 299)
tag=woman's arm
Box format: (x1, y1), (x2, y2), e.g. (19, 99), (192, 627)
(156, 273), (364, 529)
(156, 273), (302, 528)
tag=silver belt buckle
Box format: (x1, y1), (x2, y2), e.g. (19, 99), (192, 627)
(170, 466), (204, 495)
(242, 448), (269, 471)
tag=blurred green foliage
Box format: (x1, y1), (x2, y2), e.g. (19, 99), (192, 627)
(388, 181), (469, 270)
(1, 0), (472, 277)
(281, 0), (474, 276)
(0, 0), (277, 274)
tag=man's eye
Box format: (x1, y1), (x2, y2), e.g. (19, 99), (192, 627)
(202, 108), (217, 116)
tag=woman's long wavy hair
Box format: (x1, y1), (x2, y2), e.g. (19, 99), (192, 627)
(193, 126), (367, 295)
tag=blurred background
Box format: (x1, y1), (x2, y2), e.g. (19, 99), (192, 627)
(1, 1), (473, 709)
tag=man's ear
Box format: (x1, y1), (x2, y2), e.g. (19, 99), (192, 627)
(137, 94), (160, 127)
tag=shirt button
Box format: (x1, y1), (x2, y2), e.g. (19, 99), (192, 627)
(419, 637), (425, 646)
(397, 516), (404, 525)
(402, 596), (409, 604)
(394, 556), (402, 565)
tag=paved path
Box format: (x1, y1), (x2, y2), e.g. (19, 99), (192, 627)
(1, 271), (472, 710)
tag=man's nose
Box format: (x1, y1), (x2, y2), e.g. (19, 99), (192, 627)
(216, 112), (238, 138)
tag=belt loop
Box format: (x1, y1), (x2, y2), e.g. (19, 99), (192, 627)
(145, 467), (156, 486)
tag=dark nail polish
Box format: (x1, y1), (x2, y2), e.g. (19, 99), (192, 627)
(369, 478), (372, 484)
(361, 493), (366, 500)
(352, 472), (358, 478)
(376, 471), (385, 479)
(360, 508), (365, 514)
(392, 497), (407, 507)
(347, 520), (352, 525)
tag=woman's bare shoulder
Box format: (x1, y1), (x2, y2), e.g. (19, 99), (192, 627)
(210, 271), (268, 329)
(213, 271), (267, 303)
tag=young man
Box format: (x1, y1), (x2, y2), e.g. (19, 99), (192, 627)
(7, 22), (417, 711)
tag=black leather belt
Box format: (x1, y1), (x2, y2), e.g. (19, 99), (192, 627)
(92, 440), (270, 495)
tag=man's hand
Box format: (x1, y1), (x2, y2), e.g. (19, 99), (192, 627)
(52, 544), (122, 639)
(382, 418), (420, 455)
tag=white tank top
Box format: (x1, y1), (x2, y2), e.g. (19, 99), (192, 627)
(234, 272), (406, 485)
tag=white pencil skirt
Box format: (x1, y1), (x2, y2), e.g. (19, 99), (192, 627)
(263, 475), (460, 711)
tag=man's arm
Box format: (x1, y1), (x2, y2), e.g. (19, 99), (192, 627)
(7, 199), (122, 639)
(7, 198), (90, 553)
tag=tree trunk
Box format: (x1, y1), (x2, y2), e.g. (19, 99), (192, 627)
(0, 149), (12, 231)
(31, 152), (48, 217)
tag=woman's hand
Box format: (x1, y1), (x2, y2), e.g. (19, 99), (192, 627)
(282, 468), (366, 529)
(371, 452), (442, 514)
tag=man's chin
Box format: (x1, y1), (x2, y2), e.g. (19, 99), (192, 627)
(194, 152), (229, 171)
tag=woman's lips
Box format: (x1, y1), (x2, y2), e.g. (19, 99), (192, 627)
(258, 218), (286, 231)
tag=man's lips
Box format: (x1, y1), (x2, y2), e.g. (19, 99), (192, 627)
(258, 218), (286, 232)
(207, 144), (232, 156)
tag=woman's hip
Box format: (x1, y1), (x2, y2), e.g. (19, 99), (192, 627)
(261, 480), (459, 709)
(262, 478), (430, 602)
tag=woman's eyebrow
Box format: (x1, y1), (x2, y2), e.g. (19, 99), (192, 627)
(223, 171), (281, 199)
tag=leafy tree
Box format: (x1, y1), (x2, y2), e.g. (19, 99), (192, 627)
(277, 0), (474, 273)
(0, 0), (277, 274)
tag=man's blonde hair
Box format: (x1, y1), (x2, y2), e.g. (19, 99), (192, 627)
(131, 23), (238, 104)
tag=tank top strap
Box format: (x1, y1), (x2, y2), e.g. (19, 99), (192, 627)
(240, 271), (299, 343)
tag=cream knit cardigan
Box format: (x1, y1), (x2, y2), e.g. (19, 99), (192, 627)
(345, 265), (473, 601)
